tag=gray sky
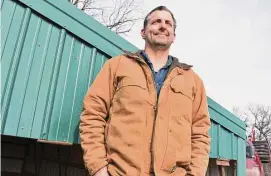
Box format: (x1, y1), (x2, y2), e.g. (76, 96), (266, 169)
(122, 0), (271, 112)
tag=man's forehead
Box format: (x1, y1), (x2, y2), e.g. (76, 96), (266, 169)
(147, 10), (173, 21)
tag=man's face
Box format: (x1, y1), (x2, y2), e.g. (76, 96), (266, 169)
(141, 10), (176, 49)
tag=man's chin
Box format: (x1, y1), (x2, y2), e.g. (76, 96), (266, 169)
(153, 40), (172, 45)
(153, 43), (171, 50)
(157, 40), (173, 45)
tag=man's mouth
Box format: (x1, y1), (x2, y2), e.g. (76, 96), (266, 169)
(154, 33), (168, 36)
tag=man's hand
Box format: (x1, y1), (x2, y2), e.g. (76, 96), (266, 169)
(94, 166), (110, 176)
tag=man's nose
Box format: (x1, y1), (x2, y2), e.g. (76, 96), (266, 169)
(159, 22), (166, 30)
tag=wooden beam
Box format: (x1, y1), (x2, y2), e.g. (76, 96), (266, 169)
(37, 139), (72, 146)
(216, 159), (230, 166)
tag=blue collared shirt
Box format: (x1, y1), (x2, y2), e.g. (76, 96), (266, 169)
(141, 51), (172, 95)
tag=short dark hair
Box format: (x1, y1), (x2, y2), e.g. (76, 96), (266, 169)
(143, 6), (177, 31)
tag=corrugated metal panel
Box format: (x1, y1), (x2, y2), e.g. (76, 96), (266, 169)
(237, 138), (246, 176)
(208, 97), (246, 176)
(209, 121), (239, 160)
(1, 0), (109, 143)
(18, 0), (138, 56)
(208, 97), (246, 139)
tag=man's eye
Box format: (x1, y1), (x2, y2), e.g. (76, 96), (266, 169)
(167, 22), (173, 26)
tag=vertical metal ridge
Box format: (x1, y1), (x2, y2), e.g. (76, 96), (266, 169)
(77, 46), (96, 144)
(40, 29), (66, 139)
(1, 0), (4, 9)
(1, 1), (16, 60)
(16, 17), (42, 135)
(55, 37), (75, 139)
(1, 7), (31, 133)
(231, 133), (234, 159)
(67, 43), (85, 140)
(29, 24), (53, 136)
(100, 55), (105, 68)
(209, 121), (213, 157)
(217, 124), (221, 158)
(87, 48), (96, 87)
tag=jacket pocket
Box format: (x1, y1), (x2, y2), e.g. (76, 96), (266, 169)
(176, 144), (191, 166)
(161, 116), (192, 173)
(113, 77), (147, 105)
(161, 145), (177, 173)
(161, 143), (191, 174)
(170, 75), (194, 101)
(116, 77), (146, 92)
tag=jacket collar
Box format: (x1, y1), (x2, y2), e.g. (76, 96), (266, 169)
(122, 49), (193, 71)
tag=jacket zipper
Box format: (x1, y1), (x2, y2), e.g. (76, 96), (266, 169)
(149, 62), (177, 173)
(132, 54), (177, 173)
(141, 63), (158, 173)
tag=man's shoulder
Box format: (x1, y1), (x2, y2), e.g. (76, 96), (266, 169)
(106, 51), (140, 65)
(101, 52), (139, 75)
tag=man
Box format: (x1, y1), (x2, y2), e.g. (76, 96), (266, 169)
(80, 6), (211, 176)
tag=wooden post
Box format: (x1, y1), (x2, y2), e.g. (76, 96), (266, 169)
(232, 161), (237, 176)
(218, 166), (225, 176)
(216, 159), (230, 176)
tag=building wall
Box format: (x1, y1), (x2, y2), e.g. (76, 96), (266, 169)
(208, 98), (246, 176)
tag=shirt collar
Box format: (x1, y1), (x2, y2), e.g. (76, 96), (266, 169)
(140, 51), (172, 68)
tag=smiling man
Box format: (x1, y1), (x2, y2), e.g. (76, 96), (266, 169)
(79, 6), (211, 176)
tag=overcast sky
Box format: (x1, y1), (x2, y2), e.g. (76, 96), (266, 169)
(122, 0), (271, 112)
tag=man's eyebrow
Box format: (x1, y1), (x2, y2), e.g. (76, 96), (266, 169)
(166, 20), (173, 24)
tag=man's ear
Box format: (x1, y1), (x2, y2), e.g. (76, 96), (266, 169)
(173, 33), (176, 43)
(141, 29), (145, 39)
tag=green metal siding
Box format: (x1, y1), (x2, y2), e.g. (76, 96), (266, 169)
(1, 0), (246, 175)
(209, 122), (238, 160)
(208, 97), (246, 175)
(237, 138), (246, 176)
(207, 97), (246, 161)
(1, 0), (116, 143)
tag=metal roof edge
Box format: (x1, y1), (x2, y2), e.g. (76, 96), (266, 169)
(207, 97), (246, 131)
(18, 0), (138, 57)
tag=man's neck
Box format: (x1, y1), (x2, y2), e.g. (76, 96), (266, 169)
(144, 47), (170, 71)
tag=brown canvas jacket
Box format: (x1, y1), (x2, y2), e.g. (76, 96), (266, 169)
(79, 51), (211, 176)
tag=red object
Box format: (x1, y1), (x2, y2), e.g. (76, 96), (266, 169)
(254, 150), (264, 176)
(250, 125), (263, 175)
(246, 141), (264, 176)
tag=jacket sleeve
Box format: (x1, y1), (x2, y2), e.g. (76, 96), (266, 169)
(187, 75), (211, 176)
(79, 57), (119, 175)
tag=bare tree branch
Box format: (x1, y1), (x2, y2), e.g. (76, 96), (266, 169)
(233, 104), (271, 144)
(233, 106), (250, 123)
(72, 0), (79, 6)
(69, 0), (144, 35)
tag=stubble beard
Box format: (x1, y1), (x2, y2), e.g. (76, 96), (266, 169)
(151, 40), (172, 50)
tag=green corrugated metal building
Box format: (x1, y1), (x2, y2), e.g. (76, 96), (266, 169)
(1, 0), (246, 175)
